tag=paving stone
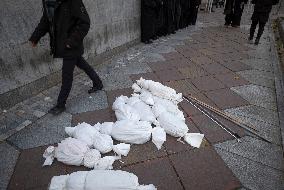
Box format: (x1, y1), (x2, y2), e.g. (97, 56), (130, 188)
(72, 108), (116, 126)
(220, 60), (252, 72)
(147, 61), (176, 71)
(130, 72), (161, 83)
(237, 70), (275, 89)
(215, 136), (284, 171)
(214, 72), (250, 88)
(242, 59), (273, 72)
(200, 62), (232, 74)
(183, 93), (219, 107)
(67, 90), (108, 114)
(205, 88), (249, 109)
(7, 113), (72, 150)
(191, 114), (245, 144)
(231, 84), (277, 111)
(165, 79), (200, 95)
(169, 57), (192, 68)
(215, 148), (284, 190)
(106, 88), (133, 106)
(178, 64), (208, 79)
(143, 53), (166, 63)
(101, 74), (133, 91)
(155, 69), (186, 82)
(191, 75), (226, 91)
(0, 142), (20, 190)
(169, 147), (241, 190)
(190, 56), (215, 65)
(8, 146), (67, 190)
(161, 51), (184, 60)
(179, 101), (201, 116)
(114, 141), (167, 167)
(123, 157), (184, 190)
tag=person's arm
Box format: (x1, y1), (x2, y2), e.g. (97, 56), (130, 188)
(66, 0), (90, 48)
(29, 10), (49, 45)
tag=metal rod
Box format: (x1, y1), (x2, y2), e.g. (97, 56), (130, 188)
(186, 98), (241, 142)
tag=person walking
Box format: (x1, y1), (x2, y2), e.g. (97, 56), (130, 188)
(224, 0), (247, 27)
(249, 0), (279, 45)
(29, 0), (103, 115)
(189, 0), (201, 25)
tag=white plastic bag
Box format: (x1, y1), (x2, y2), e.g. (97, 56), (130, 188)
(139, 89), (155, 105)
(132, 100), (156, 123)
(43, 146), (55, 166)
(94, 156), (120, 170)
(99, 122), (114, 135)
(113, 143), (131, 156)
(152, 127), (166, 150)
(184, 133), (205, 148)
(83, 149), (101, 168)
(49, 170), (157, 190)
(65, 122), (98, 147)
(112, 95), (129, 110)
(132, 83), (142, 93)
(93, 132), (113, 154)
(113, 103), (141, 121)
(111, 120), (152, 144)
(136, 78), (183, 103)
(158, 112), (188, 137)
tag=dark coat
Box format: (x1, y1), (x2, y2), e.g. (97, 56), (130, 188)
(224, 0), (246, 15)
(29, 0), (90, 58)
(251, 0), (279, 23)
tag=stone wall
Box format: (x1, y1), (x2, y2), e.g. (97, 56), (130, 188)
(0, 0), (141, 109)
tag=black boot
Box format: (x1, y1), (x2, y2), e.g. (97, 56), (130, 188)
(49, 104), (66, 115)
(88, 83), (103, 94)
(254, 38), (260, 45)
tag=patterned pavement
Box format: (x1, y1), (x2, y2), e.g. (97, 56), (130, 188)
(1, 7), (284, 190)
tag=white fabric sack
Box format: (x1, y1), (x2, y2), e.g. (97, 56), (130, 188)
(99, 122), (114, 135)
(93, 132), (113, 154)
(126, 96), (142, 106)
(111, 120), (152, 144)
(132, 101), (156, 124)
(158, 112), (188, 137)
(112, 95), (129, 110)
(113, 103), (141, 121)
(136, 78), (183, 103)
(113, 143), (131, 156)
(132, 83), (142, 93)
(83, 149), (101, 168)
(65, 122), (98, 147)
(49, 170), (157, 190)
(152, 127), (166, 150)
(152, 102), (167, 118)
(139, 89), (155, 105)
(184, 133), (205, 148)
(154, 97), (185, 121)
(43, 146), (55, 166)
(93, 156), (120, 170)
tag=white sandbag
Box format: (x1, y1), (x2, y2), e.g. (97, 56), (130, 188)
(113, 103), (141, 121)
(136, 78), (183, 103)
(112, 95), (129, 110)
(132, 83), (142, 93)
(49, 175), (69, 190)
(93, 132), (113, 154)
(49, 170), (157, 190)
(94, 156), (119, 170)
(111, 120), (152, 144)
(158, 112), (188, 137)
(55, 138), (89, 166)
(139, 89), (155, 105)
(113, 143), (131, 156)
(65, 122), (98, 147)
(99, 122), (114, 135)
(132, 101), (156, 123)
(126, 96), (142, 106)
(152, 103), (167, 118)
(83, 149), (101, 168)
(152, 127), (166, 150)
(184, 133), (205, 148)
(66, 171), (88, 190)
(154, 97), (185, 121)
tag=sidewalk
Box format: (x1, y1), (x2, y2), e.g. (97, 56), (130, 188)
(1, 8), (284, 190)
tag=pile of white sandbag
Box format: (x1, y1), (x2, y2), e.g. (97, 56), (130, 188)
(49, 170), (157, 190)
(45, 78), (205, 190)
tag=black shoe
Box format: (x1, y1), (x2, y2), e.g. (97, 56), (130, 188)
(144, 40), (153, 44)
(254, 39), (260, 45)
(88, 84), (103, 94)
(49, 105), (66, 115)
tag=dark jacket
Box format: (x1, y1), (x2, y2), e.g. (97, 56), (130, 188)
(251, 0), (279, 23)
(224, 0), (246, 15)
(29, 0), (90, 58)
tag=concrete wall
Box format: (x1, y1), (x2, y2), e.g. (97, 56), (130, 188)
(0, 0), (141, 109)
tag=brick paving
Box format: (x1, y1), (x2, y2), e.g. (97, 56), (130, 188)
(1, 6), (284, 190)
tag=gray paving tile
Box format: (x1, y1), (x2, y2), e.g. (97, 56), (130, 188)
(67, 90), (108, 114)
(242, 59), (273, 72)
(0, 142), (20, 190)
(7, 113), (72, 149)
(215, 148), (284, 190)
(215, 136), (283, 170)
(231, 84), (277, 111)
(237, 70), (275, 89)
(101, 74), (133, 91)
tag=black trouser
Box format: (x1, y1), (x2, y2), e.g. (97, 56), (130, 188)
(249, 20), (266, 40)
(57, 56), (102, 106)
(189, 6), (199, 25)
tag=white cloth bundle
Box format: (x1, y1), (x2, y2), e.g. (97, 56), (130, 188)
(113, 143), (131, 156)
(112, 96), (141, 121)
(152, 127), (166, 150)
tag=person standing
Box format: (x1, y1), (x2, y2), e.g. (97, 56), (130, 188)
(224, 0), (247, 27)
(175, 0), (182, 30)
(189, 0), (201, 25)
(180, 0), (190, 28)
(29, 0), (103, 115)
(249, 0), (279, 45)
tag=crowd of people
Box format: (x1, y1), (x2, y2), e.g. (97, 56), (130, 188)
(141, 0), (202, 44)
